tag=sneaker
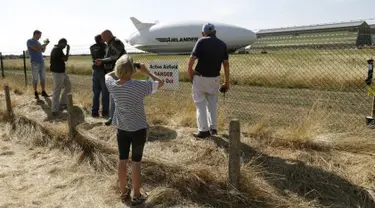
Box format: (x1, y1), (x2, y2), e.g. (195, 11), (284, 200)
(120, 186), (131, 203)
(41, 91), (50, 97)
(210, 129), (218, 136)
(131, 193), (148, 206)
(34, 91), (39, 100)
(193, 131), (211, 138)
(91, 113), (99, 118)
(59, 104), (67, 111)
(104, 118), (112, 126)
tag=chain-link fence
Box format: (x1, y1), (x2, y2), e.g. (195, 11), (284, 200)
(134, 46), (375, 130)
(1, 44), (375, 131)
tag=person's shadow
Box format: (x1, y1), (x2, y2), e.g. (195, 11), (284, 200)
(38, 96), (84, 127)
(208, 135), (375, 208)
(36, 97), (57, 121)
(147, 126), (178, 142)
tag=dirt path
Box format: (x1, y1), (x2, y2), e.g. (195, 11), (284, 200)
(0, 123), (124, 208)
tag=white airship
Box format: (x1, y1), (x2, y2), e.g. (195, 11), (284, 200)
(125, 17), (257, 55)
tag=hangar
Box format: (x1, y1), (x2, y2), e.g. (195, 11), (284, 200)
(252, 20), (373, 49)
(371, 24), (375, 45)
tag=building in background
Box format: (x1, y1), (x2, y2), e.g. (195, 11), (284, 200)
(370, 24), (375, 46)
(252, 20), (373, 50)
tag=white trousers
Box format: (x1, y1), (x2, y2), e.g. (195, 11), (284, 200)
(192, 75), (220, 132)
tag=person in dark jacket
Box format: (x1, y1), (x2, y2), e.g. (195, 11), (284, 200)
(90, 34), (109, 118)
(95, 30), (126, 125)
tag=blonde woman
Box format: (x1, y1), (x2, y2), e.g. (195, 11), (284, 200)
(105, 54), (164, 205)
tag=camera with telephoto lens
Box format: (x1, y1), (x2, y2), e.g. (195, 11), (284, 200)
(133, 62), (141, 69)
(368, 57), (374, 64)
(219, 85), (228, 93)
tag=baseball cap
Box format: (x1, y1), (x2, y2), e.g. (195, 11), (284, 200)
(202, 23), (216, 34)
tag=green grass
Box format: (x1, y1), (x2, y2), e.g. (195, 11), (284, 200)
(253, 31), (360, 48)
(2, 48), (375, 91)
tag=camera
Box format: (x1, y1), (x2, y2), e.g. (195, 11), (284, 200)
(133, 62), (141, 69)
(44, 38), (50, 44)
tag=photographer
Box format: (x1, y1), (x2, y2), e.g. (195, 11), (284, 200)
(105, 54), (164, 206)
(26, 30), (50, 100)
(50, 38), (71, 117)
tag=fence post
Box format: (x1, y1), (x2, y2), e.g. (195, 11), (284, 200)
(23, 51), (27, 86)
(372, 96), (375, 119)
(0, 52), (4, 78)
(228, 118), (241, 190)
(67, 93), (75, 139)
(4, 84), (14, 118)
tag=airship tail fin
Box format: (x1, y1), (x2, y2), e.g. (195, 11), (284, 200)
(130, 17), (156, 31)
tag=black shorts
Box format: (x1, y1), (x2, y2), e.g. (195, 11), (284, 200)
(116, 128), (147, 162)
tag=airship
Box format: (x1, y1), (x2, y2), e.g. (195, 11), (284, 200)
(125, 17), (257, 55)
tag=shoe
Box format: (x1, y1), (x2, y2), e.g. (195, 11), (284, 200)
(91, 113), (99, 118)
(210, 129), (218, 135)
(34, 91), (39, 100)
(101, 112), (109, 118)
(104, 118), (112, 126)
(120, 186), (131, 203)
(51, 112), (59, 117)
(131, 193), (148, 206)
(41, 91), (50, 97)
(59, 104), (67, 111)
(193, 131), (211, 138)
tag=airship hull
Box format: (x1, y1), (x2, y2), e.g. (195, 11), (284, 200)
(127, 17), (256, 54)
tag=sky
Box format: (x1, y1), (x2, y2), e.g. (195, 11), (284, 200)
(1, 0), (374, 55)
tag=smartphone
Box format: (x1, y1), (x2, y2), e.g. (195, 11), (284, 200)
(133, 63), (141, 68)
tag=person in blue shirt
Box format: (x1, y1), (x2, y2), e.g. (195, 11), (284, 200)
(26, 30), (50, 100)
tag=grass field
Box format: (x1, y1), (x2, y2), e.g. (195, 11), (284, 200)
(2, 48), (374, 131)
(1, 69), (375, 207)
(2, 48), (375, 91)
(1, 64), (373, 142)
(2, 47), (375, 207)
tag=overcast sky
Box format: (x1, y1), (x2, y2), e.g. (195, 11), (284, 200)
(1, 0), (374, 54)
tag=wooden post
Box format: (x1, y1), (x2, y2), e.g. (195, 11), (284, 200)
(372, 96), (375, 118)
(228, 118), (241, 190)
(23, 51), (27, 86)
(0, 52), (4, 78)
(67, 93), (74, 139)
(4, 84), (14, 118)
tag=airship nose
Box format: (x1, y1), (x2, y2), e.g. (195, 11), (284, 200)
(245, 29), (257, 40)
(234, 28), (257, 45)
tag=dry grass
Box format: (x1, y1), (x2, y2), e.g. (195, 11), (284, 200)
(1, 109), (375, 207)
(3, 48), (375, 90)
(1, 57), (375, 207)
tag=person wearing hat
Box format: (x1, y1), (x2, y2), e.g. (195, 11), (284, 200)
(50, 38), (71, 117)
(187, 23), (230, 138)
